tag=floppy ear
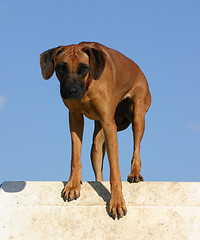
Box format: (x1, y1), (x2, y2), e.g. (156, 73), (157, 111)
(82, 47), (105, 80)
(40, 47), (60, 80)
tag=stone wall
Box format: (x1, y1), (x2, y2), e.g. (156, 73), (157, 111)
(0, 181), (200, 239)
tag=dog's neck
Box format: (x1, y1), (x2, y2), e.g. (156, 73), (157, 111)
(85, 78), (93, 91)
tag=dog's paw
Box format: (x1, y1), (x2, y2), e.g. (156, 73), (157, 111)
(108, 195), (127, 220)
(127, 174), (144, 183)
(61, 180), (82, 202)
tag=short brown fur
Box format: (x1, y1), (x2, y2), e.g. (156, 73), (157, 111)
(40, 42), (151, 219)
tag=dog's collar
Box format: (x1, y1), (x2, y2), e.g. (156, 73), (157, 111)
(85, 78), (93, 91)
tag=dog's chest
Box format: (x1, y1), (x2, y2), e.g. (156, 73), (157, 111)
(63, 97), (99, 120)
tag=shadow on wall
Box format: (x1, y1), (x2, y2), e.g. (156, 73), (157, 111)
(88, 181), (111, 203)
(0, 181), (26, 193)
(88, 181), (111, 217)
(62, 181), (112, 217)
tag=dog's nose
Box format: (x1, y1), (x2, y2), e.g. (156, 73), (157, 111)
(60, 86), (81, 99)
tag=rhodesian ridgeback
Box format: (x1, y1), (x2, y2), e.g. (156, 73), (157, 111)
(40, 42), (151, 219)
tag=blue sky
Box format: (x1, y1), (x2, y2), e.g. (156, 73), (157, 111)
(0, 0), (200, 183)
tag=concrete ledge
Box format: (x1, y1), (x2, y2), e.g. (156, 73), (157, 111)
(1, 181), (200, 239)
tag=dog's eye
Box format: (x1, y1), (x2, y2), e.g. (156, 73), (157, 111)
(78, 64), (89, 76)
(56, 62), (68, 73)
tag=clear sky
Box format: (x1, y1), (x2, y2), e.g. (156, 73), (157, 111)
(0, 0), (200, 184)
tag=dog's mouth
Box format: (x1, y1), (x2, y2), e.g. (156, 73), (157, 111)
(60, 85), (86, 100)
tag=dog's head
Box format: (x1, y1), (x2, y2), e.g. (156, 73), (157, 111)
(40, 44), (105, 100)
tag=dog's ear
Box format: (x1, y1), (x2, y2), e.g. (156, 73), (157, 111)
(40, 47), (61, 80)
(82, 47), (105, 80)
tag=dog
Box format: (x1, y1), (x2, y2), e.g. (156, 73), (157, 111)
(40, 42), (151, 219)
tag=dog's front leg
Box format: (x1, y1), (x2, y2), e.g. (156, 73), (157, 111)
(101, 119), (127, 219)
(61, 111), (84, 202)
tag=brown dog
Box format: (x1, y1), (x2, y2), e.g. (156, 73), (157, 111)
(40, 42), (151, 219)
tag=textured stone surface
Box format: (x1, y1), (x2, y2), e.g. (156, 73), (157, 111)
(0, 181), (200, 239)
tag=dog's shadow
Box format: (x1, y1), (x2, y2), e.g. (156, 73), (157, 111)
(88, 181), (111, 216)
(62, 181), (111, 217)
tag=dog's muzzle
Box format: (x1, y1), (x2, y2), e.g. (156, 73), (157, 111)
(60, 82), (85, 100)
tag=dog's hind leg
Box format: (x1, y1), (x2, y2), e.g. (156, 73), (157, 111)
(91, 120), (105, 181)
